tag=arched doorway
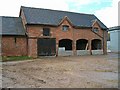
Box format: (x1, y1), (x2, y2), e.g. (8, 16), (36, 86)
(76, 39), (88, 50)
(91, 39), (102, 50)
(59, 39), (72, 50)
(76, 39), (90, 55)
(58, 39), (73, 56)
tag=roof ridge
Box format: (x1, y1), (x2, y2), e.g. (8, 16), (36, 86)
(21, 6), (94, 16)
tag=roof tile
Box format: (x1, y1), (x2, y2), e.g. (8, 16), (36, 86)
(21, 6), (107, 29)
(0, 16), (26, 35)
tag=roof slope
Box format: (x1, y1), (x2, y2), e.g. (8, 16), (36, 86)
(21, 6), (107, 29)
(0, 16), (26, 35)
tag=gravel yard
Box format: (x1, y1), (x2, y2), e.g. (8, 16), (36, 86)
(2, 53), (118, 88)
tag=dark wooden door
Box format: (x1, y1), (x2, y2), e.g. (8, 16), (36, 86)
(37, 38), (56, 56)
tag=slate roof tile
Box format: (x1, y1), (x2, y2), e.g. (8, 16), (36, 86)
(21, 6), (107, 30)
(0, 16), (26, 35)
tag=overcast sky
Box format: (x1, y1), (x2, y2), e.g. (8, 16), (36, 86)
(0, 0), (119, 28)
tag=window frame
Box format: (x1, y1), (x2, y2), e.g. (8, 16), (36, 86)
(43, 28), (50, 36)
(92, 27), (99, 33)
(62, 25), (69, 31)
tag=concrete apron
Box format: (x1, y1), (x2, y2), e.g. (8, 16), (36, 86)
(77, 50), (90, 55)
(92, 50), (103, 55)
(58, 50), (103, 56)
(58, 50), (73, 56)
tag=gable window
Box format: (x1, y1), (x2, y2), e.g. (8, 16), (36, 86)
(43, 28), (50, 36)
(92, 27), (99, 33)
(62, 25), (69, 31)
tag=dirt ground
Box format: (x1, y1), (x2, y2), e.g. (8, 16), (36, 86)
(2, 53), (118, 88)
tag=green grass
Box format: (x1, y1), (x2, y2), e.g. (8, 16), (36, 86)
(2, 56), (33, 62)
(94, 69), (113, 72)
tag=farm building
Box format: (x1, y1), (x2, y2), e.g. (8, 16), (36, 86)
(108, 26), (120, 53)
(1, 6), (108, 57)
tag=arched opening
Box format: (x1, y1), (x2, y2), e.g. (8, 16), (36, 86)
(59, 39), (72, 50)
(91, 39), (102, 50)
(76, 39), (88, 50)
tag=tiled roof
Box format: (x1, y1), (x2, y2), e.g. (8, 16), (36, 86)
(0, 16), (26, 35)
(21, 6), (107, 30)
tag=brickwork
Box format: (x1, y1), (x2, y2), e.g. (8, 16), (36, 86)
(2, 10), (107, 57)
(25, 17), (107, 57)
(2, 36), (27, 56)
(28, 38), (37, 57)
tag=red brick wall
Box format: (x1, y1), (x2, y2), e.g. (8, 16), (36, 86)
(28, 38), (37, 57)
(2, 36), (27, 56)
(26, 18), (107, 57)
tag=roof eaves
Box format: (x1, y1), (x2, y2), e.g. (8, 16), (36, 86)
(1, 33), (26, 36)
(26, 23), (58, 27)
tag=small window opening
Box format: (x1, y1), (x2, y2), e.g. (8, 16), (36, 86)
(62, 25), (69, 31)
(14, 37), (16, 44)
(43, 28), (50, 36)
(92, 27), (99, 33)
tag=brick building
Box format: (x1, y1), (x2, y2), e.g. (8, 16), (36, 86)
(1, 6), (108, 57)
(1, 17), (27, 56)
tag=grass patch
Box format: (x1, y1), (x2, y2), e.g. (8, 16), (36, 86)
(95, 69), (113, 72)
(2, 56), (33, 62)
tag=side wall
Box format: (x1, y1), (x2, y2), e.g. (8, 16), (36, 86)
(2, 36), (27, 56)
(110, 30), (119, 52)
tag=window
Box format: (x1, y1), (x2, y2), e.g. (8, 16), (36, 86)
(43, 28), (50, 36)
(62, 25), (69, 31)
(14, 37), (18, 47)
(14, 37), (17, 44)
(92, 27), (99, 33)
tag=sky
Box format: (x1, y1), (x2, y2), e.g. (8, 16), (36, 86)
(0, 0), (119, 28)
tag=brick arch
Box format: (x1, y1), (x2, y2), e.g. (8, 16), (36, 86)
(76, 38), (89, 41)
(58, 38), (73, 41)
(91, 38), (102, 41)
